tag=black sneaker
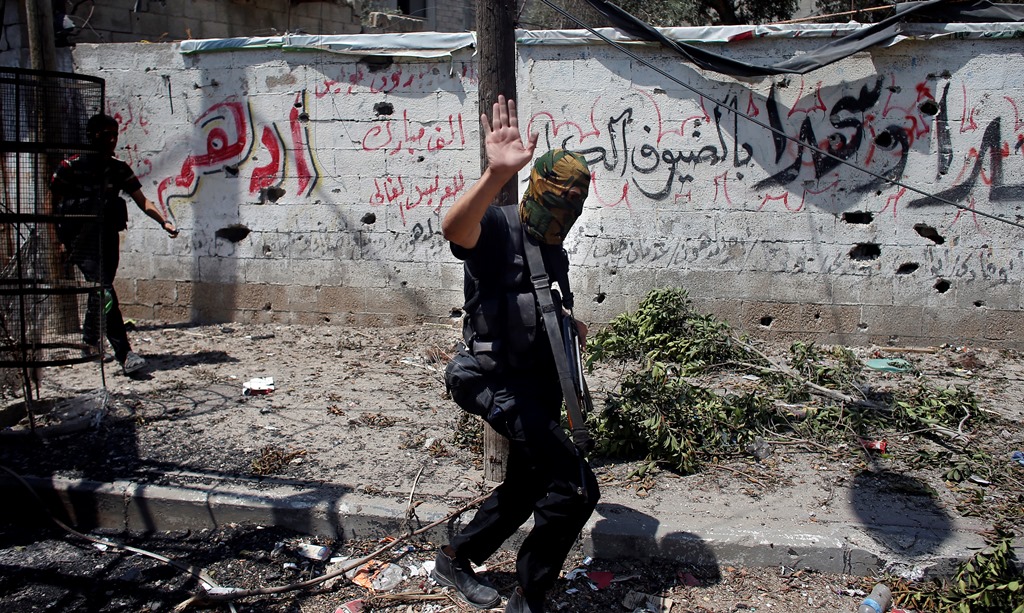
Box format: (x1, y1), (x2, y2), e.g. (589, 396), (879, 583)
(505, 587), (545, 613)
(431, 548), (500, 609)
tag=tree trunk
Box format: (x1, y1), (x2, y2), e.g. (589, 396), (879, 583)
(475, 0), (518, 482)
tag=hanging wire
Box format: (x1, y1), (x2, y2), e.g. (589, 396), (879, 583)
(536, 0), (1024, 231)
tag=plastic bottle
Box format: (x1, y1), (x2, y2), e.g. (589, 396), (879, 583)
(859, 583), (892, 613)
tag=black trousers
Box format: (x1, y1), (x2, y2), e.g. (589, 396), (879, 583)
(61, 227), (131, 363)
(451, 363), (600, 598)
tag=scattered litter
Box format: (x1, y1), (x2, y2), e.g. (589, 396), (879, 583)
(323, 557), (353, 589)
(335, 598), (365, 613)
(371, 563), (405, 591)
(742, 374), (760, 382)
(859, 438), (888, 453)
(775, 402), (816, 420)
(622, 590), (674, 612)
(348, 560), (404, 591)
(968, 474), (991, 485)
(206, 586), (245, 596)
(678, 571), (701, 587)
(243, 377), (275, 395)
(565, 587), (579, 595)
(565, 567), (589, 581)
(587, 571), (615, 589)
(865, 358), (912, 373)
(92, 543), (109, 552)
(746, 436), (772, 461)
(295, 542), (331, 561)
(283, 562), (299, 570)
(1012, 451), (1024, 467)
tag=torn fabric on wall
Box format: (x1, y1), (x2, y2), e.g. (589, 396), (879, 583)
(577, 0), (1024, 77)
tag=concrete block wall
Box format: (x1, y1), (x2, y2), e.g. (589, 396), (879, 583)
(65, 0), (360, 44)
(69, 29), (1024, 348)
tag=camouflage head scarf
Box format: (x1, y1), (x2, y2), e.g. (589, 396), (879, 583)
(519, 149), (590, 245)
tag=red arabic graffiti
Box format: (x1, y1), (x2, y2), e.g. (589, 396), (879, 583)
(361, 111), (466, 156)
(250, 125), (283, 193)
(369, 172), (467, 225)
(290, 91), (318, 197)
(157, 98), (252, 215)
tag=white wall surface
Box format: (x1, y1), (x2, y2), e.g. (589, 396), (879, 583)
(68, 29), (1024, 347)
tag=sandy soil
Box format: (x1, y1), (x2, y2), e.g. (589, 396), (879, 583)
(1, 319), (1022, 611)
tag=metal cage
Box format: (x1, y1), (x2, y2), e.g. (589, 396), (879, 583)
(0, 67), (106, 369)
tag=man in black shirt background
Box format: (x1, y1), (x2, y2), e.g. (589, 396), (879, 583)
(50, 113), (179, 374)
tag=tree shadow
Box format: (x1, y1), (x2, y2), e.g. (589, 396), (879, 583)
(591, 502), (722, 582)
(849, 468), (955, 557)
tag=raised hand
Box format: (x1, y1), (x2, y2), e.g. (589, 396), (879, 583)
(480, 95), (538, 178)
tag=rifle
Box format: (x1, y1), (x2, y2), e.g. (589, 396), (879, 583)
(562, 315), (594, 418)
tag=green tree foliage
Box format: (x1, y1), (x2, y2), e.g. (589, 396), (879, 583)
(519, 0), (799, 28)
(814, 0), (1024, 24)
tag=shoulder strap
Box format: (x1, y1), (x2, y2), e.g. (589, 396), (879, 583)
(521, 225), (593, 455)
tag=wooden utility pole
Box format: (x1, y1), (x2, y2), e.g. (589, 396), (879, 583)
(24, 0), (59, 72)
(476, 0), (518, 482)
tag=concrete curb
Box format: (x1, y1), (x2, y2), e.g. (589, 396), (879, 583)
(1, 473), (990, 578)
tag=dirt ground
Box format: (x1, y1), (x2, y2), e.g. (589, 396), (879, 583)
(1, 318), (1023, 612)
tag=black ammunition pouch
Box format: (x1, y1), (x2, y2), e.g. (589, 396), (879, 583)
(56, 195), (128, 242)
(445, 342), (495, 418)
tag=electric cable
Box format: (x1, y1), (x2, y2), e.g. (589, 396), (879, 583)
(536, 0), (1024, 231)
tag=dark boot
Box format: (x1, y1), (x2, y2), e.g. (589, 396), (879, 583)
(505, 587), (545, 613)
(431, 547), (500, 609)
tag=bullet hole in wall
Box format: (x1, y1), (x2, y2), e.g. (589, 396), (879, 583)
(842, 211), (873, 224)
(849, 243), (881, 261)
(263, 302), (272, 311)
(361, 55), (394, 73)
(974, 300), (986, 308)
(361, 212), (376, 224)
(759, 316), (774, 327)
(934, 279), (951, 293)
(813, 312), (821, 320)
(858, 322), (869, 330)
(263, 245), (272, 256)
(298, 112), (309, 122)
(914, 223), (945, 245)
(594, 292), (606, 304)
(293, 99), (303, 108)
(919, 99), (940, 116)
(215, 224), (250, 243)
(450, 308), (463, 318)
(896, 262), (920, 275)
(224, 164), (239, 177)
(374, 102), (395, 116)
(261, 186), (286, 203)
(874, 130), (895, 149)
